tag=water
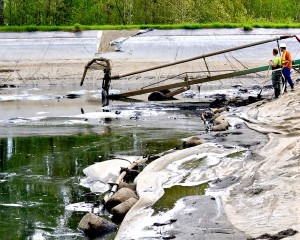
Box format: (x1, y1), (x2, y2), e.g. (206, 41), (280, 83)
(0, 82), (208, 239)
(0, 128), (194, 240)
(152, 183), (209, 214)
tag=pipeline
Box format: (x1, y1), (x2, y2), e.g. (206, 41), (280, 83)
(80, 57), (111, 86)
(109, 59), (300, 99)
(97, 158), (147, 214)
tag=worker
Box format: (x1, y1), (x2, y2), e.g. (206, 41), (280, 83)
(269, 48), (282, 98)
(280, 42), (294, 92)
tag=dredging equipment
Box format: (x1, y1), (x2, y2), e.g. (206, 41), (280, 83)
(80, 35), (300, 106)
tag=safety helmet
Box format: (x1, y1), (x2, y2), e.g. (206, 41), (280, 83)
(279, 43), (287, 48)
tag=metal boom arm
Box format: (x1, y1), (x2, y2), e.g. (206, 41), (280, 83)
(109, 59), (300, 98)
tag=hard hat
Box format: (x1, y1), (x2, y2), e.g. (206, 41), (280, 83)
(279, 43), (287, 48)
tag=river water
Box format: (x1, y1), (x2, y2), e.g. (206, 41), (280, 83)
(0, 84), (206, 239)
(0, 128), (198, 239)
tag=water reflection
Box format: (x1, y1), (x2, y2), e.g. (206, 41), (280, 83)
(0, 127), (190, 239)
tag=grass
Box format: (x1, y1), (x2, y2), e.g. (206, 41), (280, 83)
(0, 22), (300, 32)
(225, 150), (247, 158)
(179, 156), (206, 170)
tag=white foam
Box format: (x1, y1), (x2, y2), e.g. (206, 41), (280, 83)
(36, 112), (49, 115)
(0, 94), (61, 101)
(65, 202), (100, 213)
(62, 120), (90, 125)
(67, 89), (87, 95)
(0, 203), (24, 207)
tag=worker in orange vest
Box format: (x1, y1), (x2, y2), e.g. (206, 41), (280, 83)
(280, 43), (294, 92)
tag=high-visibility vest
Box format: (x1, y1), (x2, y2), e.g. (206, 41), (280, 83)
(282, 51), (292, 69)
(272, 55), (281, 70)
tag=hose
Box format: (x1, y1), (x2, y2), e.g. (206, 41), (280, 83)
(257, 65), (271, 98)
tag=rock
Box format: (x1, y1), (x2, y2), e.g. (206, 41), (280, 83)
(247, 228), (298, 240)
(212, 106), (229, 114)
(238, 88), (248, 93)
(111, 197), (139, 223)
(213, 115), (226, 125)
(201, 110), (215, 122)
(64, 93), (82, 99)
(231, 84), (242, 88)
(105, 187), (138, 212)
(209, 95), (227, 108)
(119, 181), (137, 191)
(0, 84), (16, 88)
(201, 109), (229, 132)
(248, 95), (259, 103)
(153, 219), (177, 226)
(182, 136), (204, 148)
(78, 213), (117, 239)
(211, 120), (229, 131)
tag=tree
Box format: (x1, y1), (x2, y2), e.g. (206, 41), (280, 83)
(0, 0), (4, 25)
(2, 0), (300, 26)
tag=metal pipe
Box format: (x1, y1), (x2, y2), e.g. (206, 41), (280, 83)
(110, 35), (295, 80)
(110, 59), (300, 98)
(80, 57), (111, 86)
(164, 86), (190, 98)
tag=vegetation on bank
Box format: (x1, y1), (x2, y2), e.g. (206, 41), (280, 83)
(1, 22), (300, 33)
(0, 0), (299, 30)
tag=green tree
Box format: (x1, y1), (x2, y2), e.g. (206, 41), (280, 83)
(2, 0), (300, 26)
(54, 0), (73, 25)
(0, 0), (4, 25)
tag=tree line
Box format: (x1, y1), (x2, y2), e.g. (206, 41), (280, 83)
(0, 0), (299, 26)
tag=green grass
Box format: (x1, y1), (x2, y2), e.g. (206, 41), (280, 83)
(0, 22), (300, 32)
(179, 156), (206, 170)
(225, 150), (247, 159)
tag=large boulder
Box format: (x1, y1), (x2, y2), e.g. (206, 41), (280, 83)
(111, 197), (139, 223)
(78, 213), (117, 238)
(212, 106), (229, 114)
(211, 116), (229, 131)
(105, 187), (138, 212)
(119, 181), (137, 191)
(182, 136), (204, 148)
